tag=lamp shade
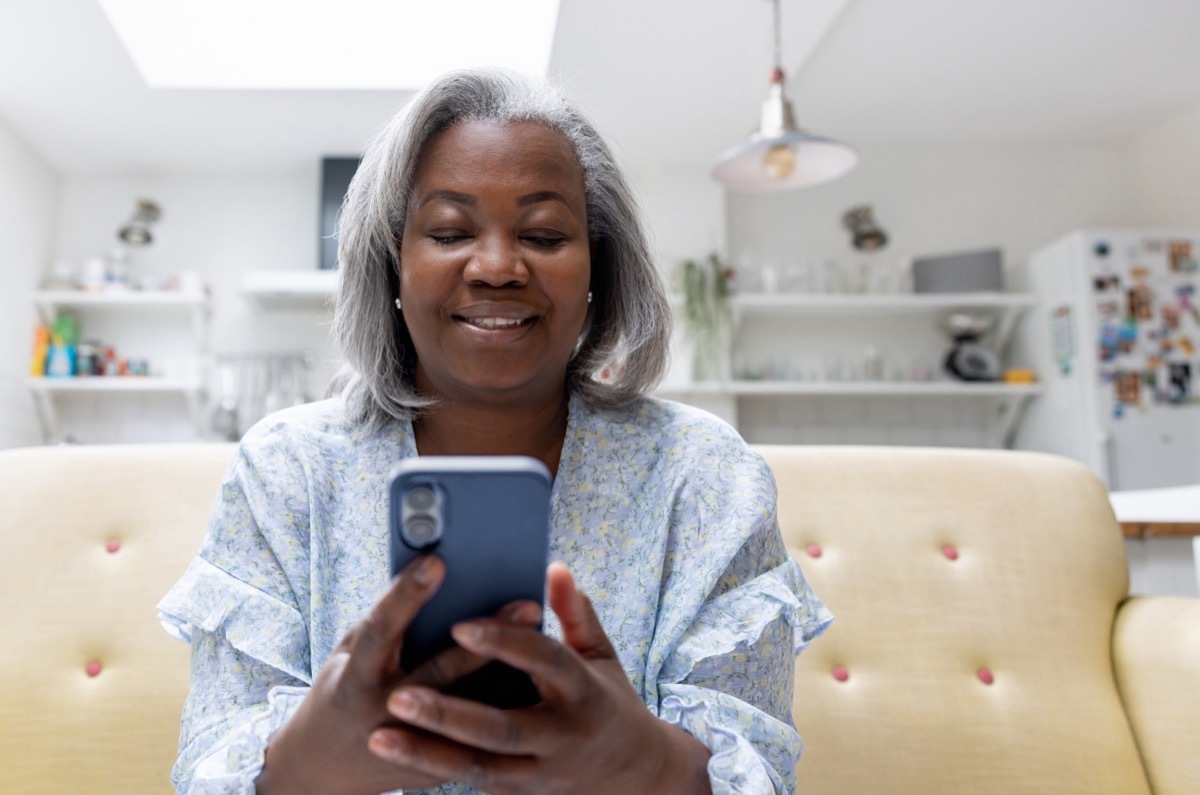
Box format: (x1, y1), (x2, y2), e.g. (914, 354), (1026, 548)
(712, 0), (856, 193)
(712, 131), (857, 192)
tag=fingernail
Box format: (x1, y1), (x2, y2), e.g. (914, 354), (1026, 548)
(368, 729), (398, 756)
(501, 602), (542, 623)
(452, 623), (483, 645)
(412, 556), (435, 585)
(389, 690), (419, 719)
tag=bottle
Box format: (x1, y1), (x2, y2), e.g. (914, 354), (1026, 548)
(29, 325), (50, 376)
(45, 341), (75, 377)
(47, 315), (79, 378)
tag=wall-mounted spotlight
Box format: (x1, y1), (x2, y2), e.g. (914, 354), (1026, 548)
(842, 204), (888, 251)
(117, 198), (162, 246)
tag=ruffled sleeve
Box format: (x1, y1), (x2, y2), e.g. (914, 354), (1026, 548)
(648, 436), (833, 795)
(159, 557), (310, 683)
(658, 556), (832, 794)
(157, 423), (317, 793)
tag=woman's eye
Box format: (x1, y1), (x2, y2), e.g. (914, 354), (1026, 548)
(430, 233), (467, 245)
(524, 234), (565, 248)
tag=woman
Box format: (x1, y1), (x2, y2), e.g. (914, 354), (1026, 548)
(160, 68), (831, 794)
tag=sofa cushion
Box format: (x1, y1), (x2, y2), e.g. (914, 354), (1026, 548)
(760, 445), (1152, 795)
(0, 443), (236, 795)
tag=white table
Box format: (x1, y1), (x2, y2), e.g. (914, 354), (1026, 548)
(1109, 485), (1200, 597)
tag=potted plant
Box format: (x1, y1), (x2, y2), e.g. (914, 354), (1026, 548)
(676, 252), (733, 382)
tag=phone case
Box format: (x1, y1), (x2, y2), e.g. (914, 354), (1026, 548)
(388, 455), (552, 709)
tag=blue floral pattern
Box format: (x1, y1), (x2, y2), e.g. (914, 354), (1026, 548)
(159, 393), (832, 794)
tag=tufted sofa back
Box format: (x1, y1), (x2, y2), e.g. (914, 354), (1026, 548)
(761, 444), (1152, 794)
(2, 443), (1186, 794)
(0, 443), (236, 794)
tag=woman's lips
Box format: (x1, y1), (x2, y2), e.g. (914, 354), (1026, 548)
(457, 316), (534, 330)
(453, 314), (538, 342)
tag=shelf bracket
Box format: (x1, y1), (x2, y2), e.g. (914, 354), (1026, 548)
(33, 300), (56, 327)
(995, 391), (1036, 448)
(992, 305), (1028, 358)
(30, 386), (58, 443)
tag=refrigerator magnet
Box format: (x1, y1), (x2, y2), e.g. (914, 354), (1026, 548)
(1115, 371), (1140, 405)
(1167, 362), (1192, 402)
(1168, 240), (1195, 273)
(1127, 286), (1154, 321)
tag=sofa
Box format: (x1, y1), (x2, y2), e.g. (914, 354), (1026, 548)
(0, 443), (1197, 794)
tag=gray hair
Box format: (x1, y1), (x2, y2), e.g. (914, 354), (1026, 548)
(331, 67), (671, 430)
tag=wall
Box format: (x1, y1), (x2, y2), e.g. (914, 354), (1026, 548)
(727, 139), (1139, 284)
(45, 170), (339, 443)
(18, 137), (1167, 446)
(0, 116), (59, 450)
(720, 139), (1140, 444)
(1128, 106), (1200, 598)
(627, 164), (726, 389)
(1131, 106), (1200, 226)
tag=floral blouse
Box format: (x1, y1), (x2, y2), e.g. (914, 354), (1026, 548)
(159, 393), (832, 794)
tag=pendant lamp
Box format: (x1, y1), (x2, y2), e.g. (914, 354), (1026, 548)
(712, 0), (856, 192)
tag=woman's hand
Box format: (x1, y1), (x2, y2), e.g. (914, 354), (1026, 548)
(255, 556), (541, 795)
(367, 562), (714, 795)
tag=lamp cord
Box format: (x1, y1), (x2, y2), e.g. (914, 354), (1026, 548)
(772, 0), (782, 74)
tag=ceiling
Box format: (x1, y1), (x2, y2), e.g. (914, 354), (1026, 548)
(1, 0), (1199, 176)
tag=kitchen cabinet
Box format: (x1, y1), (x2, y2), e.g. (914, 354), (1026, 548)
(657, 291), (1040, 447)
(29, 289), (210, 441)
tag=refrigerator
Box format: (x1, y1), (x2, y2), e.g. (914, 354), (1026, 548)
(1012, 228), (1200, 490)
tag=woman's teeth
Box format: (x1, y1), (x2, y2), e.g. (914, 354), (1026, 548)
(464, 317), (529, 329)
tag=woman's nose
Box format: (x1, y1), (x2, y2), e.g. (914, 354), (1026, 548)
(464, 233), (528, 287)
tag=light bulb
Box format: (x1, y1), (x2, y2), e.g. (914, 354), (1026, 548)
(762, 144), (796, 180)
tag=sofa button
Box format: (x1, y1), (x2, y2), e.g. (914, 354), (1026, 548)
(85, 661), (103, 678)
(832, 665), (849, 682)
(105, 539), (121, 554)
(806, 543), (823, 559)
(942, 544), (959, 561)
(977, 667), (994, 685)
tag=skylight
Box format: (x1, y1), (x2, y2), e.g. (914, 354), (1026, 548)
(97, 0), (561, 89)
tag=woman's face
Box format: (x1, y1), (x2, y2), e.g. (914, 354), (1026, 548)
(399, 119), (592, 407)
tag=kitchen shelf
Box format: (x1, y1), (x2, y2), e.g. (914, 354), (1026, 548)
(730, 292), (1035, 311)
(30, 289), (211, 442)
(28, 376), (206, 443)
(658, 380), (1040, 446)
(28, 376), (204, 393)
(728, 291), (1036, 353)
(33, 288), (210, 345)
(240, 270), (338, 311)
(661, 380), (1041, 397)
(33, 288), (207, 307)
(668, 290), (1039, 447)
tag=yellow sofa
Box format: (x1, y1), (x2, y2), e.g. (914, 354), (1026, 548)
(1, 443), (1197, 794)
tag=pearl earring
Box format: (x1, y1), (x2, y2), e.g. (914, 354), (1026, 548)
(394, 298), (402, 310)
(586, 291), (593, 304)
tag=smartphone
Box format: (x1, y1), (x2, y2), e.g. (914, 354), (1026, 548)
(388, 455), (552, 709)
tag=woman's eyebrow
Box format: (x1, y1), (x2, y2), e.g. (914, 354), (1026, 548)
(419, 190), (475, 208)
(518, 190), (571, 208)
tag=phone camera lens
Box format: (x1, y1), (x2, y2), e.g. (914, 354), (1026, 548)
(404, 514), (440, 547)
(406, 485), (436, 511)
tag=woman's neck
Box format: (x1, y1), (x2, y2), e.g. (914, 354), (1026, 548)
(412, 390), (571, 478)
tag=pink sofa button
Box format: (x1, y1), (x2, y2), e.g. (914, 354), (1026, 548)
(105, 539), (121, 554)
(806, 544), (823, 559)
(832, 665), (849, 682)
(942, 544), (959, 561)
(85, 661), (103, 678)
(977, 667), (994, 685)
